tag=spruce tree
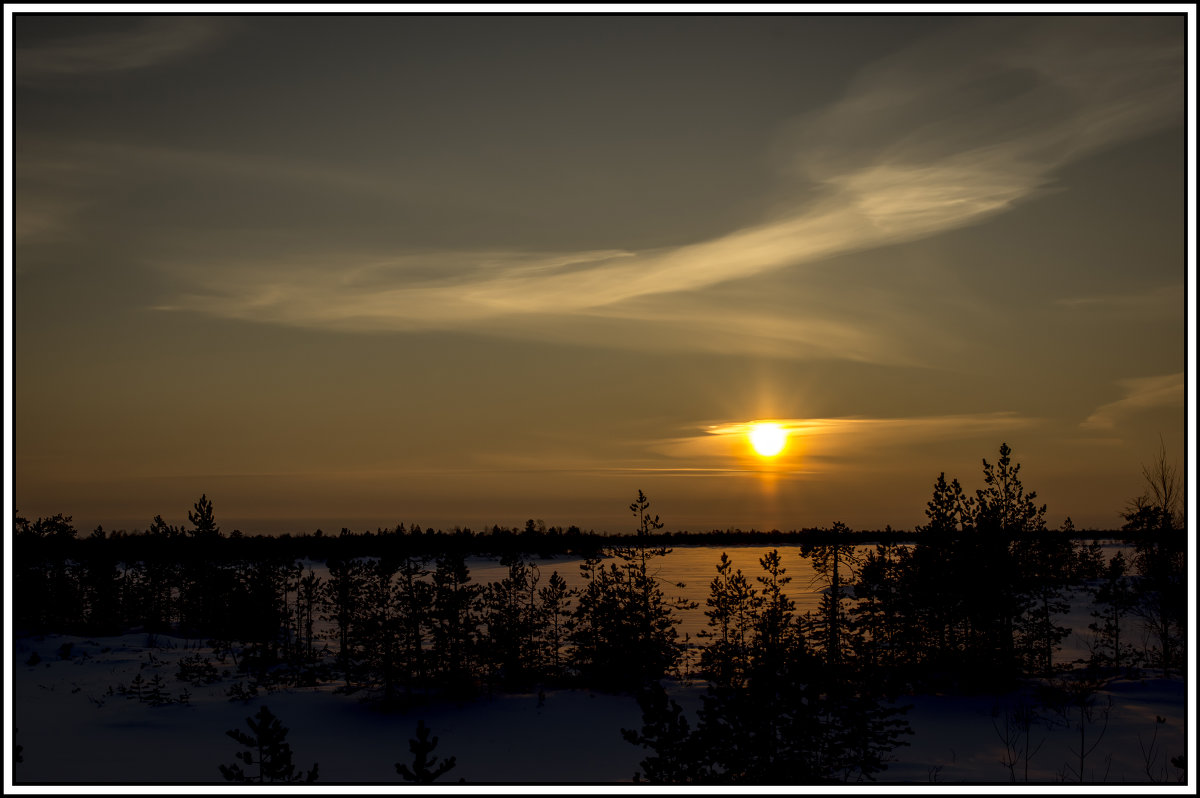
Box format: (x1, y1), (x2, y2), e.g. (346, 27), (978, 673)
(219, 705), (318, 782)
(396, 719), (457, 783)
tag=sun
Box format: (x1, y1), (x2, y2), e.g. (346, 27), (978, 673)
(748, 422), (787, 457)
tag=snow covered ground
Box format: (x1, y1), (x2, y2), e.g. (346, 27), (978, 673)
(9, 631), (1187, 786)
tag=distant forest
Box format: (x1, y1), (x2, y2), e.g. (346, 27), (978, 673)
(13, 442), (1187, 783)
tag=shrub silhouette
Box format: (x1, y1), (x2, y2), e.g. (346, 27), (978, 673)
(219, 705), (318, 782)
(396, 719), (457, 782)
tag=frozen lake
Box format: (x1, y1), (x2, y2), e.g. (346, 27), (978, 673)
(305, 540), (1136, 668)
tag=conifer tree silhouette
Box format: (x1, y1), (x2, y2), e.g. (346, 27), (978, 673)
(187, 494), (220, 538)
(538, 569), (575, 681)
(800, 521), (860, 667)
(1088, 551), (1137, 670)
(430, 550), (480, 693)
(572, 491), (694, 688)
(1122, 439), (1185, 675)
(219, 705), (318, 782)
(622, 682), (703, 782)
(396, 719), (457, 782)
(698, 552), (758, 688)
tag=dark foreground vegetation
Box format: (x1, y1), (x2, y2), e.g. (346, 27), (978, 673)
(13, 443), (1187, 783)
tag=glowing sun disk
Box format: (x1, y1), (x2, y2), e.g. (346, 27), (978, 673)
(749, 422), (787, 457)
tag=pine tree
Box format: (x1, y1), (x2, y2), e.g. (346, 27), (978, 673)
(850, 544), (909, 679)
(1074, 536), (1106, 581)
(321, 557), (367, 690)
(394, 554), (432, 694)
(800, 522), (860, 667)
(219, 705), (318, 782)
(910, 474), (974, 675)
(622, 682), (705, 782)
(235, 559), (288, 680)
(818, 677), (914, 782)
(538, 570), (575, 682)
(296, 568), (322, 662)
(481, 554), (540, 689)
(359, 557), (404, 705)
(975, 443), (1046, 535)
(79, 527), (124, 635)
(960, 443), (1047, 682)
(972, 444), (1076, 678)
(1013, 531), (1073, 677)
(128, 672), (147, 702)
(920, 473), (973, 536)
(396, 719), (457, 783)
(624, 547), (912, 784)
(569, 552), (610, 681)
(180, 495), (222, 634)
(145, 673), (171, 706)
(698, 553), (759, 688)
(430, 550), (480, 693)
(187, 494), (220, 538)
(14, 513), (80, 631)
(748, 544), (796, 667)
(128, 520), (178, 633)
(571, 492), (694, 688)
(1122, 440), (1186, 675)
(1088, 551), (1137, 671)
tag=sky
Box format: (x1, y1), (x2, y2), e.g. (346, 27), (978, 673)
(7, 10), (1193, 535)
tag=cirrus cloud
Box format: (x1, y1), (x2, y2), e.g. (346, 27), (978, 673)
(16, 16), (231, 80)
(145, 16), (1183, 365)
(1081, 373), (1185, 430)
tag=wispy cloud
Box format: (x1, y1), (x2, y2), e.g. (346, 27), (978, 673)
(1080, 373), (1185, 430)
(1055, 285), (1186, 315)
(437, 411), (1038, 479)
(655, 412), (1037, 463)
(16, 17), (230, 80)
(57, 18), (1186, 359)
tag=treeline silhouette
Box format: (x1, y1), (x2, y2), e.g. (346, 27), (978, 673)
(13, 442), (1187, 783)
(13, 513), (984, 566)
